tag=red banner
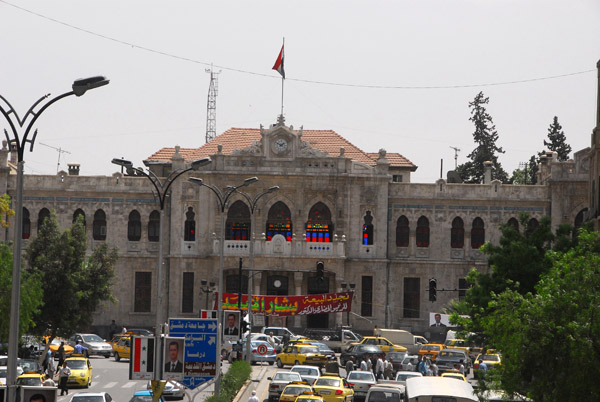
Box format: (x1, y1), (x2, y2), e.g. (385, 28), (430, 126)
(215, 292), (353, 316)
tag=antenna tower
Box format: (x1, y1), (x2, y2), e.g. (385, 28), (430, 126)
(39, 142), (71, 173)
(205, 66), (221, 143)
(450, 146), (461, 169)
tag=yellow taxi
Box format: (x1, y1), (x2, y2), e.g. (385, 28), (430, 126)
(44, 336), (75, 357)
(443, 339), (470, 355)
(295, 391), (325, 402)
(312, 376), (354, 402)
(16, 373), (46, 387)
(280, 381), (315, 402)
(108, 334), (125, 350)
(353, 336), (407, 353)
(441, 372), (467, 381)
(276, 343), (328, 368)
(113, 335), (132, 361)
(64, 354), (93, 387)
(418, 343), (445, 361)
(474, 353), (502, 371)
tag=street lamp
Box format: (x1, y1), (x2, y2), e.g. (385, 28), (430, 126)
(0, 76), (109, 402)
(341, 283), (356, 326)
(188, 176), (258, 395)
(233, 185), (279, 363)
(112, 156), (211, 382)
(200, 279), (216, 311)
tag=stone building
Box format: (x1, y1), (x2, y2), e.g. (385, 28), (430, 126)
(1, 61), (597, 337)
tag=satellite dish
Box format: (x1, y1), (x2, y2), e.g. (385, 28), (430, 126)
(447, 170), (463, 183)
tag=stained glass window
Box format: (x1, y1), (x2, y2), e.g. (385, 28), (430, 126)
(471, 217), (485, 249)
(451, 217), (464, 248)
(305, 202), (333, 243)
(416, 216), (429, 248)
(226, 200), (251, 240)
(396, 215), (409, 247)
(266, 201), (292, 241)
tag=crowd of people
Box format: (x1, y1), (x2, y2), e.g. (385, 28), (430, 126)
(344, 353), (467, 379)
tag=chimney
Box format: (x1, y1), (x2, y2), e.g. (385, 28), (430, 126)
(68, 163), (80, 176)
(483, 161), (493, 184)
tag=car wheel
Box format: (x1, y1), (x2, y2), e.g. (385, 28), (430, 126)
(104, 354), (110, 358)
(115, 352), (121, 362)
(276, 358), (283, 368)
(269, 361), (275, 366)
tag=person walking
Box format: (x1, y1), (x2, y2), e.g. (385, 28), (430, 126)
(345, 356), (355, 374)
(58, 361), (71, 396)
(458, 360), (465, 376)
(375, 356), (384, 380)
(46, 352), (55, 379)
(74, 340), (89, 356)
(406, 358), (414, 372)
(418, 357), (428, 376)
(360, 357), (368, 371)
(366, 354), (373, 373)
(383, 358), (393, 380)
(57, 342), (65, 368)
(430, 360), (439, 376)
(248, 390), (259, 402)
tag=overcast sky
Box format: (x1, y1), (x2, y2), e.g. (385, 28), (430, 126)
(1, 0), (598, 183)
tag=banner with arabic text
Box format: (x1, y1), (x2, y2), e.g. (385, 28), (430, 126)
(215, 291), (353, 316)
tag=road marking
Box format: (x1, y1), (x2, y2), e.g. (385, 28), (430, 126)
(104, 381), (118, 388)
(124, 381), (137, 388)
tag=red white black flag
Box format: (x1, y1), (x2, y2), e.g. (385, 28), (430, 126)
(272, 44), (285, 78)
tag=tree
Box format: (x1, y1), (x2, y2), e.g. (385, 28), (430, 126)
(0, 193), (15, 228)
(456, 92), (509, 184)
(510, 155), (539, 185)
(0, 242), (43, 348)
(481, 230), (600, 401)
(25, 211), (118, 339)
(544, 116), (572, 161)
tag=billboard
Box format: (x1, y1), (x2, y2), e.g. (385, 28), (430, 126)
(163, 337), (185, 381)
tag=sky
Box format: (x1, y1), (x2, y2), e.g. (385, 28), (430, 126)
(0, 0), (598, 183)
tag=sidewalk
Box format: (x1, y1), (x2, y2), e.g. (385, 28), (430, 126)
(234, 363), (275, 402)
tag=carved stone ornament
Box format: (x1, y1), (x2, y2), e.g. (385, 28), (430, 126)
(298, 140), (329, 158)
(231, 140), (263, 156)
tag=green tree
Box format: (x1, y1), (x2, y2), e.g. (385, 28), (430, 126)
(0, 242), (43, 347)
(25, 211), (118, 339)
(510, 155), (539, 185)
(456, 92), (509, 184)
(481, 230), (600, 401)
(544, 116), (572, 161)
(0, 193), (15, 227)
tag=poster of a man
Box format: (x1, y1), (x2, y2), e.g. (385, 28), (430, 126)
(428, 312), (450, 344)
(22, 388), (56, 402)
(224, 312), (239, 336)
(164, 338), (184, 378)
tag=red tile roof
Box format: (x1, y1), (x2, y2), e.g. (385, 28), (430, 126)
(146, 127), (415, 169)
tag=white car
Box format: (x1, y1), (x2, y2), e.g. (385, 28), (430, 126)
(69, 333), (113, 358)
(346, 370), (377, 398)
(0, 365), (24, 385)
(394, 371), (423, 386)
(69, 392), (114, 402)
(290, 364), (321, 385)
(146, 379), (186, 399)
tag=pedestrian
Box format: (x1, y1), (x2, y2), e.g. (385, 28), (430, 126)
(282, 332), (290, 348)
(373, 325), (381, 337)
(345, 356), (355, 374)
(109, 320), (118, 339)
(366, 354), (373, 373)
(458, 360), (465, 376)
(267, 332), (277, 350)
(384, 358), (393, 380)
(418, 357), (428, 376)
(121, 326), (128, 334)
(43, 377), (56, 387)
(248, 390), (259, 402)
(360, 357), (368, 371)
(74, 340), (88, 356)
(57, 342), (65, 368)
(430, 360), (439, 376)
(58, 361), (71, 396)
(375, 355), (384, 380)
(406, 358), (414, 372)
(46, 352), (55, 379)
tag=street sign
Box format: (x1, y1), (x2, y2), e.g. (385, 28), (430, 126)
(257, 343), (268, 355)
(169, 318), (217, 389)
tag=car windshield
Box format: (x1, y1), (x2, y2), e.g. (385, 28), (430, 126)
(387, 352), (405, 360)
(439, 351), (463, 358)
(423, 345), (440, 351)
(482, 355), (500, 361)
(292, 367), (319, 376)
(368, 390), (401, 402)
(72, 397), (105, 402)
(131, 397), (154, 402)
(396, 373), (421, 381)
(315, 378), (340, 387)
(284, 386), (310, 395)
(0, 368), (6, 377)
(299, 347), (319, 354)
(274, 372), (302, 381)
(17, 377), (41, 386)
(83, 334), (104, 342)
(19, 360), (40, 372)
(67, 360), (87, 369)
(348, 372), (374, 381)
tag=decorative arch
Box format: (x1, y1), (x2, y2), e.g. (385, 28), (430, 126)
(471, 217), (485, 249)
(184, 207), (196, 241)
(507, 217), (519, 231)
(148, 210), (160, 242)
(362, 211), (374, 245)
(38, 208), (50, 233)
(416, 216), (429, 248)
(266, 201), (292, 241)
(574, 208), (587, 231)
(73, 208), (86, 229)
(226, 200), (251, 240)
(526, 218), (539, 236)
(22, 207), (30, 239)
(451, 217), (464, 248)
(305, 202), (333, 243)
(128, 210), (141, 241)
(396, 215), (409, 247)
(93, 209), (107, 241)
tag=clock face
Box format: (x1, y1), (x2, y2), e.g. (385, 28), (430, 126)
(273, 138), (288, 154)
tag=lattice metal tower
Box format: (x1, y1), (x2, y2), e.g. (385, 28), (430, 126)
(205, 67), (221, 143)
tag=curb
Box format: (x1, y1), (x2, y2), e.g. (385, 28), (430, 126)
(234, 365), (269, 402)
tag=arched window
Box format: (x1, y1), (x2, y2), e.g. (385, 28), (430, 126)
(396, 216), (409, 247)
(93, 209), (107, 241)
(266, 201), (292, 241)
(148, 210), (160, 242)
(306, 202), (333, 243)
(73, 208), (86, 229)
(526, 218), (539, 236)
(416, 216), (430, 248)
(362, 211), (374, 245)
(226, 201), (250, 240)
(471, 217), (485, 249)
(507, 218), (519, 231)
(22, 207), (30, 239)
(451, 217), (464, 248)
(184, 207), (196, 241)
(38, 208), (50, 233)
(128, 210), (141, 241)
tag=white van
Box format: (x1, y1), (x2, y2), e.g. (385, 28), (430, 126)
(365, 383), (405, 402)
(378, 329), (428, 354)
(405, 377), (477, 402)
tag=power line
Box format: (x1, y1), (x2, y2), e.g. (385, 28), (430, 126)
(1, 0), (594, 90)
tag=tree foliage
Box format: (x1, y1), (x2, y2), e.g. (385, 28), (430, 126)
(482, 230), (600, 401)
(0, 242), (43, 347)
(544, 116), (572, 161)
(25, 212), (118, 338)
(0, 193), (15, 228)
(457, 92), (509, 184)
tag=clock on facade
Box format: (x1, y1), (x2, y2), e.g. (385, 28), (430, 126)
(273, 138), (288, 154)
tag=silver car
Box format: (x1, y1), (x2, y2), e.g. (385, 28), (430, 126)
(241, 340), (277, 365)
(268, 370), (303, 401)
(69, 333), (113, 358)
(346, 370), (377, 398)
(290, 364), (321, 385)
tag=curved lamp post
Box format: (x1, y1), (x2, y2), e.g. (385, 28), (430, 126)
(0, 76), (109, 402)
(188, 176), (258, 396)
(233, 185), (279, 363)
(112, 156), (211, 382)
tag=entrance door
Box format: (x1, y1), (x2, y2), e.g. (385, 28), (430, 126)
(307, 277), (329, 328)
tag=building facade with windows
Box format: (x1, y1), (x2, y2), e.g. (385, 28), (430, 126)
(0, 111), (592, 337)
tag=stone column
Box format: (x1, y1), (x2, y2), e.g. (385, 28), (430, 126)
(293, 272), (304, 328)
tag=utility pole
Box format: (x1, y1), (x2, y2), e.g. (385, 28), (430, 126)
(450, 146), (460, 169)
(205, 66), (221, 143)
(39, 142), (71, 173)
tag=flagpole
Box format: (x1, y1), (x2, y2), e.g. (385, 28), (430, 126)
(280, 37), (285, 116)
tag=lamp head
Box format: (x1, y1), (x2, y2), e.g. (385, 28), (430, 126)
(188, 177), (204, 185)
(267, 186), (280, 193)
(209, 281), (215, 287)
(201, 279), (208, 286)
(191, 157), (212, 170)
(241, 177), (259, 187)
(72, 76), (110, 97)
(111, 158), (133, 168)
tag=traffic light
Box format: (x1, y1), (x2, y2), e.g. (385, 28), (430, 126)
(428, 278), (437, 302)
(316, 261), (325, 281)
